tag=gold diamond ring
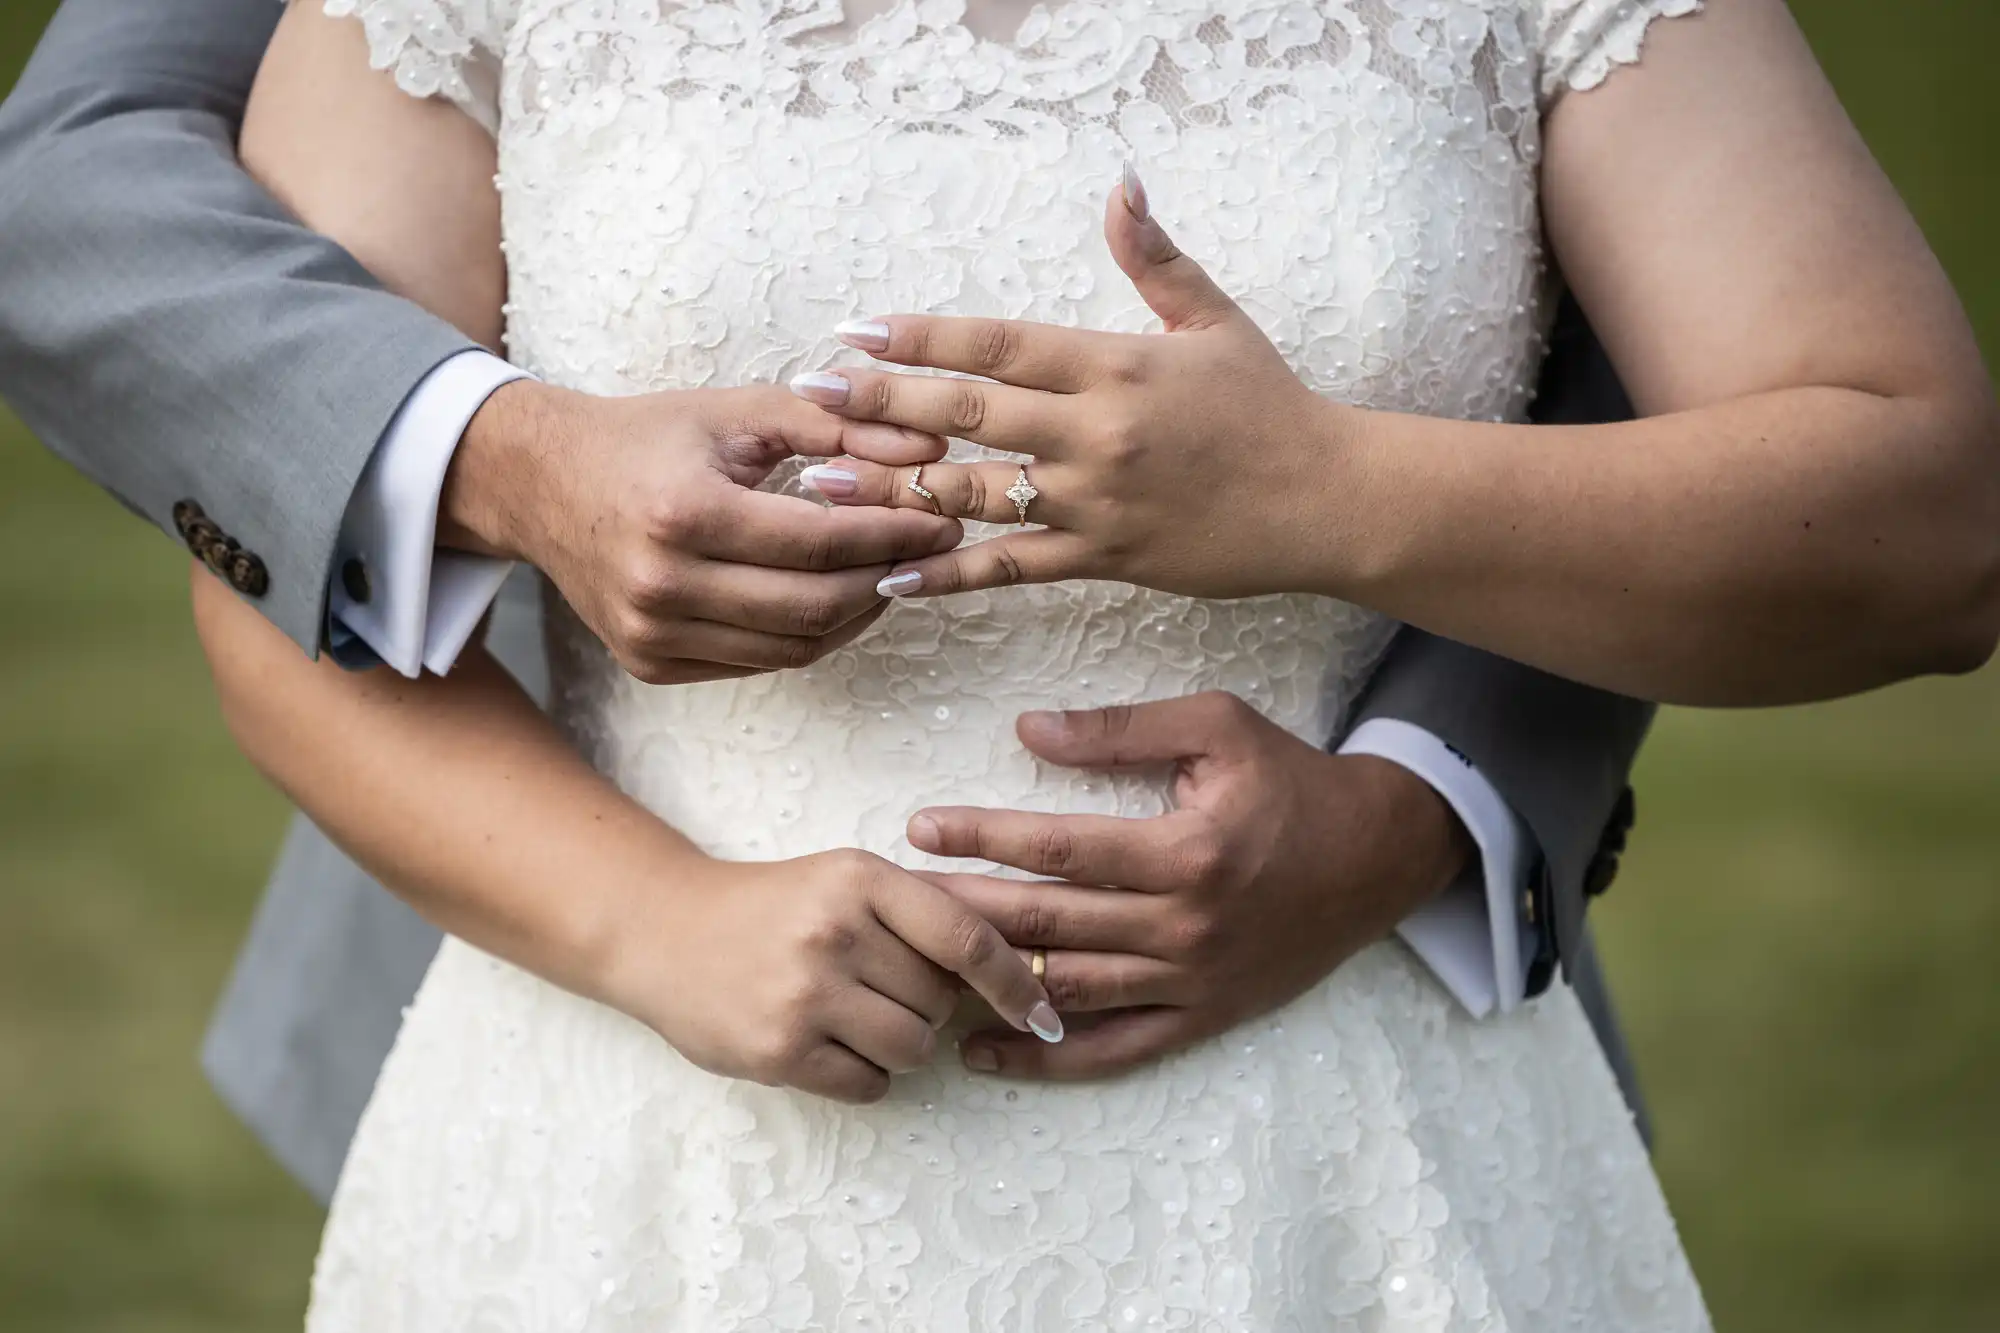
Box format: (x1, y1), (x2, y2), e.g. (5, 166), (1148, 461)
(1006, 466), (1039, 525)
(907, 465), (943, 515)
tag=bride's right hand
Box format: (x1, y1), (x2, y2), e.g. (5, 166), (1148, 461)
(600, 849), (1063, 1104)
(439, 381), (964, 686)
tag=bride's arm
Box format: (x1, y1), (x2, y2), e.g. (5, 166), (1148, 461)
(801, 0), (2000, 706)
(192, 2), (1056, 1101)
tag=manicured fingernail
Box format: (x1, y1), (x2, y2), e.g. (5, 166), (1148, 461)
(800, 464), (859, 498)
(961, 1042), (1000, 1072)
(1121, 160), (1149, 222)
(789, 370), (850, 406)
(908, 813), (941, 849)
(835, 319), (892, 353)
(1026, 1002), (1065, 1044)
(877, 570), (923, 597)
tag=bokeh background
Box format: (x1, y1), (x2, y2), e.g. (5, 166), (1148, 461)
(1, 0), (1995, 1327)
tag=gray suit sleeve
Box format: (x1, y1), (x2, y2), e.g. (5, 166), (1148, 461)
(0, 0), (479, 653)
(1341, 293), (1656, 984)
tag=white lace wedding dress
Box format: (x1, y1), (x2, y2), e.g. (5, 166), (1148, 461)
(308, 1), (1711, 1328)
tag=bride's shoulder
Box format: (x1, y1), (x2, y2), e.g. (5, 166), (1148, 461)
(1512, 0), (1705, 100)
(320, 0), (530, 133)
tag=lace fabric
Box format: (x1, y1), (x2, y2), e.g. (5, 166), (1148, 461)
(306, 1), (1712, 1328)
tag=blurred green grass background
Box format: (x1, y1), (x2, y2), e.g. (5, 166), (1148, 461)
(1, 1), (1995, 1328)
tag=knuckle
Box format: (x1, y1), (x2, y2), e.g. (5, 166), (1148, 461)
(1197, 690), (1253, 725)
(749, 1028), (811, 1085)
(623, 654), (679, 687)
(946, 910), (998, 972)
(958, 467), (990, 520)
(1175, 824), (1231, 883)
(1103, 346), (1150, 385)
(644, 498), (703, 549)
(776, 634), (824, 671)
(967, 321), (1022, 375)
(1165, 908), (1223, 961)
(1043, 967), (1093, 1011)
(986, 543), (1027, 588)
(843, 1069), (893, 1105)
(788, 594), (843, 639)
(1025, 825), (1081, 876)
(1014, 899), (1062, 946)
(797, 526), (843, 573)
(943, 383), (987, 435)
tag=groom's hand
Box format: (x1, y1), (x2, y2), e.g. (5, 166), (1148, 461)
(440, 379), (962, 684)
(913, 693), (1473, 1079)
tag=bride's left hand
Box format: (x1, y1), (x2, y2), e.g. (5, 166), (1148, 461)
(790, 168), (1360, 602)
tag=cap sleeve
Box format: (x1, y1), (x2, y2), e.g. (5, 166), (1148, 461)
(1529, 0), (1704, 104)
(321, 0), (516, 136)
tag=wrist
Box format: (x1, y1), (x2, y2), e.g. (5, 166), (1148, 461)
(1343, 752), (1476, 901)
(1293, 393), (1383, 600)
(439, 378), (583, 562)
(571, 830), (724, 1019)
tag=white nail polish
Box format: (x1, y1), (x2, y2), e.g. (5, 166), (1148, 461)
(800, 464), (859, 498)
(1026, 1002), (1064, 1044)
(835, 319), (892, 353)
(1121, 160), (1150, 223)
(789, 370), (851, 406)
(877, 570), (923, 598)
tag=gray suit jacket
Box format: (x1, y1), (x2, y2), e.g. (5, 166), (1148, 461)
(0, 0), (1656, 1204)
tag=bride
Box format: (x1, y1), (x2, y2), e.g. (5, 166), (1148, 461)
(190, 0), (1994, 1328)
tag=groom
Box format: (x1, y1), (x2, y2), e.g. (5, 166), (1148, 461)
(0, 0), (1652, 1201)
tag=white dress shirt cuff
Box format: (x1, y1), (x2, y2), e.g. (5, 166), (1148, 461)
(329, 350), (530, 677)
(1339, 717), (1534, 1018)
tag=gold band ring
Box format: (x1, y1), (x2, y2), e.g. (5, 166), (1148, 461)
(907, 465), (943, 516)
(1030, 947), (1047, 981)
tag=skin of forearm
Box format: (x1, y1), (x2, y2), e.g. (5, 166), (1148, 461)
(1326, 385), (2000, 706)
(188, 565), (699, 1005)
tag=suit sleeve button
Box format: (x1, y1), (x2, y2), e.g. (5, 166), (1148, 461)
(228, 551), (270, 598)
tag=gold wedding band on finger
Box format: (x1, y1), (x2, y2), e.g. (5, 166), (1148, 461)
(1006, 466), (1039, 525)
(1031, 947), (1047, 981)
(907, 465), (943, 516)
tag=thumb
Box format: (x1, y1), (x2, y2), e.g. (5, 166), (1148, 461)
(1016, 692), (1252, 770)
(1104, 163), (1241, 334)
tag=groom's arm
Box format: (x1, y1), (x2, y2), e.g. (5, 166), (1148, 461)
(1342, 292), (1654, 1000)
(0, 0), (499, 666)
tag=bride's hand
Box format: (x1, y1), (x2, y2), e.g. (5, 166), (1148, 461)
(597, 849), (1062, 1103)
(789, 167), (1359, 602)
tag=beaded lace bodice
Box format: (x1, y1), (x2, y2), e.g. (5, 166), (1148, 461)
(306, 2), (1710, 1329)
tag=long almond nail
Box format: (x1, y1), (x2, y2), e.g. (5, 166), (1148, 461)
(1121, 161), (1149, 222)
(789, 371), (851, 406)
(835, 319), (892, 353)
(1025, 1002), (1064, 1044)
(877, 570), (923, 597)
(800, 464), (859, 498)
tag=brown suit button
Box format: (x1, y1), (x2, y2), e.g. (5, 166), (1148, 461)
(228, 551), (270, 598)
(341, 558), (372, 604)
(171, 500), (205, 539)
(184, 517), (223, 553)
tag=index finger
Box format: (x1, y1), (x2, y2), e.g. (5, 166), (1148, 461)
(908, 806), (1192, 889)
(838, 315), (1111, 394)
(868, 872), (1064, 1044)
(710, 488), (963, 571)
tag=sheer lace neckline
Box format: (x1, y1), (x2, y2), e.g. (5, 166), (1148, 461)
(789, 0), (1081, 52)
